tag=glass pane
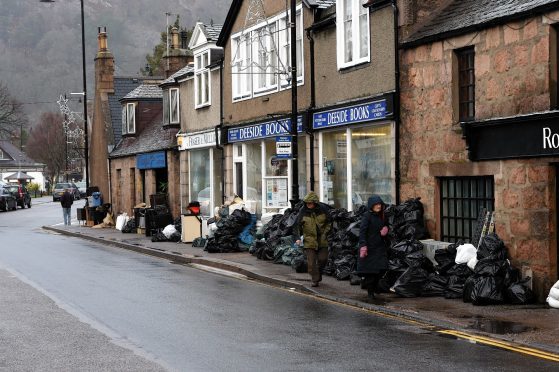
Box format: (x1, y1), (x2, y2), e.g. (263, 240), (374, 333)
(170, 89), (178, 122)
(162, 91), (169, 125)
(190, 149), (211, 217)
(197, 75), (202, 104)
(297, 137), (307, 198)
(265, 140), (288, 176)
(122, 106), (127, 134)
(245, 142), (262, 217)
(212, 149), (223, 213)
(322, 130), (348, 209)
(204, 71), (209, 103)
(350, 125), (393, 209)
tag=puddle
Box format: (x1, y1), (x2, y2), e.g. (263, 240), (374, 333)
(466, 317), (536, 334)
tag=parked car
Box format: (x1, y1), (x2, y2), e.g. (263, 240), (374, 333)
(74, 181), (87, 198)
(0, 187), (17, 211)
(5, 184), (31, 209)
(53, 182), (80, 202)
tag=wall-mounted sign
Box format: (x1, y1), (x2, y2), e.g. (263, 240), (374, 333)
(313, 99), (389, 130)
(227, 116), (303, 143)
(178, 130), (217, 150)
(275, 136), (292, 159)
(266, 178), (288, 207)
(462, 111), (559, 160)
(136, 151), (166, 170)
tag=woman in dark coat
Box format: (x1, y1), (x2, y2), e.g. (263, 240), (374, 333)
(357, 195), (389, 298)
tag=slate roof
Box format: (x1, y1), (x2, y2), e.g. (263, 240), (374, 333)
(121, 84), (163, 101)
(403, 0), (559, 48)
(204, 24), (223, 42)
(161, 65), (195, 86)
(109, 77), (149, 145)
(305, 0), (336, 8)
(0, 140), (43, 168)
(109, 116), (178, 158)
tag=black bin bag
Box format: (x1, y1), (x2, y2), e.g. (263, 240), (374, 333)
(470, 276), (505, 305)
(506, 278), (536, 305)
(392, 267), (429, 298)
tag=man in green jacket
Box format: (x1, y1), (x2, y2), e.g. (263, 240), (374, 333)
(294, 191), (332, 287)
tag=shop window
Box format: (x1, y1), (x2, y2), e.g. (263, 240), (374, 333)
(321, 130), (348, 209)
(351, 126), (392, 209)
(195, 51), (211, 108)
(336, 0), (370, 69)
(440, 176), (494, 243)
(457, 47), (475, 122)
(189, 149), (212, 216)
(245, 143), (263, 216)
(264, 141), (289, 209)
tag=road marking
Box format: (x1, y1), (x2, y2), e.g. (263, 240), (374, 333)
(438, 330), (559, 362)
(188, 263), (248, 280)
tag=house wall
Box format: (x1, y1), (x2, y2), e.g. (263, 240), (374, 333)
(222, 0), (313, 127)
(313, 5), (396, 109)
(110, 149), (180, 218)
(399, 12), (559, 297)
(183, 68), (221, 132)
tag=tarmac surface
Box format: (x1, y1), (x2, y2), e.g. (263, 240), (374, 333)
(44, 212), (559, 357)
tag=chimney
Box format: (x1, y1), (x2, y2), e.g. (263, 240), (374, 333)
(171, 26), (180, 49)
(180, 30), (189, 49)
(94, 26), (114, 92)
(163, 26), (193, 77)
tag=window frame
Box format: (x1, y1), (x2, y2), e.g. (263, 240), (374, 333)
(439, 176), (494, 243)
(457, 47), (475, 122)
(169, 87), (180, 123)
(121, 105), (127, 135)
(195, 50), (211, 108)
(126, 102), (136, 134)
(231, 5), (304, 102)
(336, 0), (370, 70)
(162, 89), (170, 125)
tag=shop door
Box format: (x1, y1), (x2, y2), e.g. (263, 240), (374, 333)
(155, 167), (168, 194)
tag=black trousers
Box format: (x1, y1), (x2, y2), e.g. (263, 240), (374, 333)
(361, 273), (383, 294)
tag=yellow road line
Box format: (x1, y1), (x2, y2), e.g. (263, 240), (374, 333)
(439, 330), (559, 362)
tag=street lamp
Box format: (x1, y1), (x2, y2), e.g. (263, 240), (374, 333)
(40, 0), (89, 189)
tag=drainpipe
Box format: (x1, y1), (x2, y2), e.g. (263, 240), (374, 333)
(392, 0), (401, 204)
(306, 26), (316, 191)
(108, 157), (112, 209)
(217, 58), (226, 204)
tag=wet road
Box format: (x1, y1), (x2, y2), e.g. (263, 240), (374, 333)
(0, 199), (557, 371)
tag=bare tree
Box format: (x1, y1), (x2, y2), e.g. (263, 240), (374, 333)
(0, 82), (27, 140)
(26, 112), (66, 182)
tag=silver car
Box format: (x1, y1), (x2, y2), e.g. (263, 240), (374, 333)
(53, 182), (80, 202)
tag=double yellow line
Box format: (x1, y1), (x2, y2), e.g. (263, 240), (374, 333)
(438, 329), (559, 362)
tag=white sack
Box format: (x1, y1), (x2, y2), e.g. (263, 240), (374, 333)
(162, 224), (177, 239)
(455, 244), (477, 264)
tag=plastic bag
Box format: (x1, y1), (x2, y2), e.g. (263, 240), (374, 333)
(462, 276), (476, 303)
(421, 274), (448, 297)
(506, 278), (536, 304)
(390, 240), (423, 259)
(291, 254), (308, 273)
(434, 248), (456, 274)
(392, 267), (429, 298)
(455, 243), (477, 264)
(470, 276), (505, 305)
(444, 275), (466, 299)
(115, 213), (129, 231)
(546, 280), (559, 308)
(473, 258), (508, 277)
(162, 224), (177, 239)
(121, 219), (136, 233)
(477, 233), (507, 260)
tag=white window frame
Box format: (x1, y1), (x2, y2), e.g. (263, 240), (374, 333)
(195, 50), (211, 108)
(121, 105), (127, 135)
(126, 102), (136, 134)
(162, 89), (170, 125)
(336, 0), (370, 70)
(169, 88), (180, 123)
(231, 5), (304, 102)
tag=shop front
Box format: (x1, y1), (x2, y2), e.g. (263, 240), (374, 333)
(313, 95), (395, 211)
(178, 129), (222, 218)
(226, 117), (306, 218)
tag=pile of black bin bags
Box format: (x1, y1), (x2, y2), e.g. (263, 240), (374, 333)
(205, 209), (253, 253)
(249, 202), (308, 273)
(380, 233), (535, 305)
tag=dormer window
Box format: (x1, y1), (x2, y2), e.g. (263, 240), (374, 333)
(336, 0), (370, 69)
(122, 102), (136, 135)
(0, 149), (5, 159)
(195, 50), (211, 108)
(163, 88), (180, 125)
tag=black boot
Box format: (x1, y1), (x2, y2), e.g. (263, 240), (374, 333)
(367, 289), (375, 299)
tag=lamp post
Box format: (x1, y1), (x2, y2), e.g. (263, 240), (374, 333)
(289, 0), (299, 204)
(40, 0), (89, 189)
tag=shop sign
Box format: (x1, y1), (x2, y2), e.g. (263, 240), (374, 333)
(178, 130), (217, 150)
(136, 151), (166, 170)
(275, 136), (292, 158)
(313, 99), (388, 130)
(462, 112), (559, 160)
(227, 116), (303, 143)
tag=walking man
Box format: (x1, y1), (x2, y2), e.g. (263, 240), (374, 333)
(60, 188), (73, 226)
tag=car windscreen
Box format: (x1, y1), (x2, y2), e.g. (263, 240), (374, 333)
(54, 183), (71, 189)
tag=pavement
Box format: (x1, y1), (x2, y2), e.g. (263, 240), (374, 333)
(43, 221), (559, 358)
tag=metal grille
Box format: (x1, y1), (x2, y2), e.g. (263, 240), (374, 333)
(440, 176), (494, 243)
(458, 47), (475, 121)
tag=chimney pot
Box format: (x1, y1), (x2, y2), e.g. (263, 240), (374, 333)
(97, 26), (108, 52)
(171, 27), (180, 49)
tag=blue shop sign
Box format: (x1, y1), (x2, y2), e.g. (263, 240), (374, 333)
(227, 116), (303, 143)
(136, 151), (166, 170)
(312, 99), (388, 130)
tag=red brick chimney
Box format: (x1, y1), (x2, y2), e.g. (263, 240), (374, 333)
(163, 26), (193, 78)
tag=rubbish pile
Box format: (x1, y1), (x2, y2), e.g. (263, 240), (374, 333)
(377, 233), (535, 305)
(150, 218), (182, 243)
(205, 209), (253, 253)
(249, 202), (307, 271)
(323, 206), (366, 281)
(384, 198), (429, 243)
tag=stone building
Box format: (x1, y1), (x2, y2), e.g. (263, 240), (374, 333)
(398, 0), (559, 296)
